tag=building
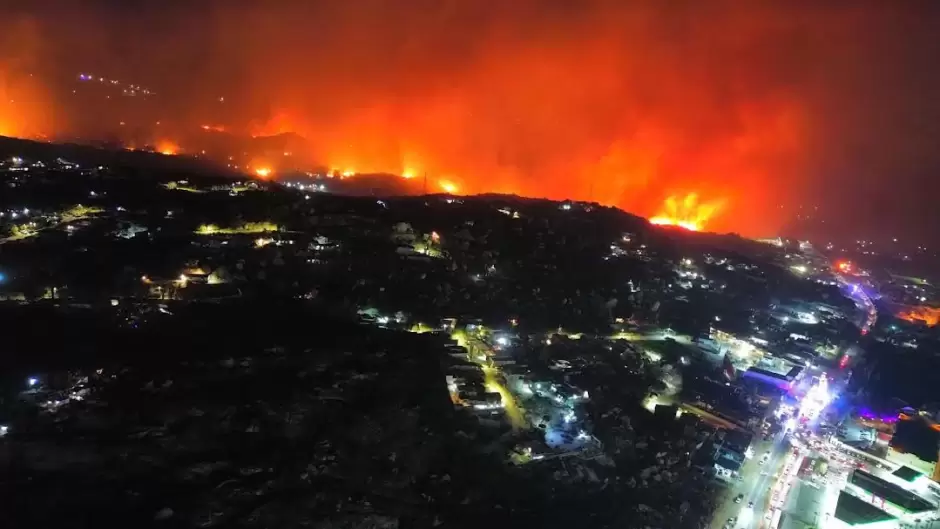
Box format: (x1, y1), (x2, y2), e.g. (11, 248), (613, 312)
(889, 412), (940, 482)
(830, 491), (897, 529)
(844, 469), (935, 523)
(742, 365), (803, 391)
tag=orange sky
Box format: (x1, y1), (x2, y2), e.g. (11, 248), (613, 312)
(3, 1), (940, 237)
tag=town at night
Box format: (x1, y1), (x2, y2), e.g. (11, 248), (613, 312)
(2, 2), (940, 528)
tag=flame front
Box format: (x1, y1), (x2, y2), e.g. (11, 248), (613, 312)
(649, 193), (723, 232)
(156, 140), (179, 156)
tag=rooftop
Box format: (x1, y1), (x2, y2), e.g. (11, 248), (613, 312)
(849, 469), (935, 513)
(892, 465), (923, 482)
(834, 491), (896, 526)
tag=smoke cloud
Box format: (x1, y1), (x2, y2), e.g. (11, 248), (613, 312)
(3, 1), (940, 237)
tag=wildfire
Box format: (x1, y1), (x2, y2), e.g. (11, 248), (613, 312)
(0, 118), (14, 137)
(897, 306), (940, 327)
(0, 2), (833, 236)
(156, 141), (179, 156)
(834, 260), (854, 274)
(649, 193), (723, 232)
(439, 180), (459, 194)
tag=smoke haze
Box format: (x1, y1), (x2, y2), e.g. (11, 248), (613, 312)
(2, 0), (940, 237)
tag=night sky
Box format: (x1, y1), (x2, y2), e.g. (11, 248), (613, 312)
(2, 0), (940, 240)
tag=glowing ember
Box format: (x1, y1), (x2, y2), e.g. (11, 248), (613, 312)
(897, 306), (940, 327)
(649, 193), (722, 232)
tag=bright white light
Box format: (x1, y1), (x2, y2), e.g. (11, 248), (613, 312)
(496, 336), (509, 346)
(376, 316), (389, 325)
(27, 377), (38, 387)
(797, 312), (819, 324)
(798, 375), (832, 418)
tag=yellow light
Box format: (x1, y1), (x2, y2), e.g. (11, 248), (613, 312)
(439, 180), (458, 194)
(402, 169), (416, 179)
(255, 167), (272, 178)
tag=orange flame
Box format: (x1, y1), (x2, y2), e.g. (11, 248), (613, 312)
(255, 167), (273, 178)
(649, 193), (723, 231)
(439, 180), (459, 194)
(898, 306), (940, 327)
(156, 140), (179, 155)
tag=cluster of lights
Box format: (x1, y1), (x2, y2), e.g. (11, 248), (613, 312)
(798, 374), (832, 419)
(77, 73), (154, 96)
(284, 182), (327, 192)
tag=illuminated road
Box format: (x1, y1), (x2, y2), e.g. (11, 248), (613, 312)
(836, 275), (877, 335)
(453, 329), (527, 431)
(740, 432), (793, 529)
(0, 206), (101, 245)
(709, 432), (791, 529)
(482, 365), (527, 430)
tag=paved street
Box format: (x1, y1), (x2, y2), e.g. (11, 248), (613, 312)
(709, 430), (790, 529)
